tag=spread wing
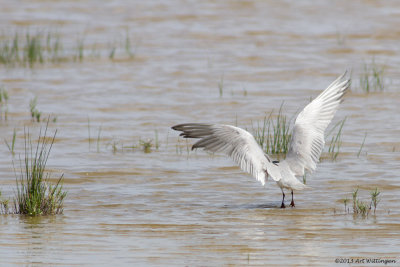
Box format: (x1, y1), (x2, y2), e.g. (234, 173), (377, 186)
(284, 73), (350, 177)
(172, 123), (281, 185)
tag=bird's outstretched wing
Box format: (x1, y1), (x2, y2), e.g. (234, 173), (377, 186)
(172, 123), (281, 185)
(284, 73), (350, 177)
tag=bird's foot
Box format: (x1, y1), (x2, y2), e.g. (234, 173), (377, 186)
(280, 202), (286, 208)
(290, 200), (295, 207)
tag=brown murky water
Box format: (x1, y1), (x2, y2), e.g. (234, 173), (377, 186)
(1, 1), (400, 266)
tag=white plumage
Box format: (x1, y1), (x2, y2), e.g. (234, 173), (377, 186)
(172, 73), (350, 208)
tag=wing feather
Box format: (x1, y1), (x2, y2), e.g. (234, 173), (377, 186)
(284, 73), (350, 176)
(172, 123), (281, 185)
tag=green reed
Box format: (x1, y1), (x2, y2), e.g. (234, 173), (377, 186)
(252, 104), (292, 155)
(14, 123), (66, 216)
(359, 60), (385, 93)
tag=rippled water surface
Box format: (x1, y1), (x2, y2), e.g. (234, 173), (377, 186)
(1, 1), (400, 266)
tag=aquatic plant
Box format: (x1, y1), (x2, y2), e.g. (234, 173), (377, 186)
(370, 187), (380, 215)
(0, 86), (9, 120)
(140, 139), (153, 153)
(109, 44), (116, 60)
(352, 188), (359, 214)
(359, 60), (385, 93)
(4, 128), (17, 156)
(0, 190), (10, 214)
(349, 188), (370, 217)
(87, 117), (92, 149)
(343, 197), (349, 213)
(327, 118), (346, 160)
(125, 32), (135, 59)
(97, 126), (102, 153)
(252, 103), (292, 155)
(29, 97), (42, 122)
(243, 87), (248, 97)
(357, 132), (367, 158)
(340, 188), (382, 218)
(75, 36), (85, 62)
(14, 123), (66, 216)
(218, 75), (224, 97)
(154, 130), (160, 150)
(0, 30), (137, 67)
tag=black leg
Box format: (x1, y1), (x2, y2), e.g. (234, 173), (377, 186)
(280, 190), (286, 208)
(290, 190), (295, 207)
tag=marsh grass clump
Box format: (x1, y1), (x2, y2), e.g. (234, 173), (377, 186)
(252, 104), (292, 155)
(359, 60), (385, 93)
(341, 188), (381, 218)
(14, 124), (66, 216)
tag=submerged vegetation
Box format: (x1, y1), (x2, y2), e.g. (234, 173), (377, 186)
(0, 123), (66, 215)
(0, 30), (137, 67)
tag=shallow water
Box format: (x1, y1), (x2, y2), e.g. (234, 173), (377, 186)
(1, 1), (400, 266)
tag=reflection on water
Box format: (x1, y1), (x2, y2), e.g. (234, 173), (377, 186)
(1, 0), (400, 266)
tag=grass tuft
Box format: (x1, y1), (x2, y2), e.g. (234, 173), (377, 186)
(252, 103), (292, 156)
(339, 188), (382, 218)
(13, 123), (66, 216)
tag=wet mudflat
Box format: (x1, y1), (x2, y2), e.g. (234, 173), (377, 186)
(0, 1), (400, 266)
